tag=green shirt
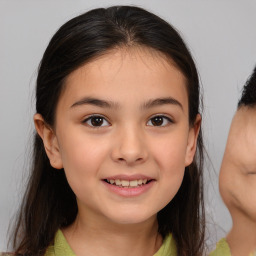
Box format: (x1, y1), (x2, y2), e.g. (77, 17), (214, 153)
(210, 238), (256, 256)
(45, 230), (177, 256)
(209, 238), (231, 256)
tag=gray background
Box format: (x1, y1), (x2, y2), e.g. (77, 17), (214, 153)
(1, 0), (256, 252)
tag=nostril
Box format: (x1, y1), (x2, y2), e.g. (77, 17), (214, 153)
(117, 157), (143, 163)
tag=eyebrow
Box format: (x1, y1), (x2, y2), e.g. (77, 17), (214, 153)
(71, 97), (119, 109)
(141, 97), (183, 110)
(70, 96), (183, 110)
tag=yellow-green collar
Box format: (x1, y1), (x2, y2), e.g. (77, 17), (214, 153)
(209, 238), (231, 256)
(45, 230), (176, 256)
(45, 230), (76, 256)
(210, 238), (256, 256)
(154, 233), (176, 256)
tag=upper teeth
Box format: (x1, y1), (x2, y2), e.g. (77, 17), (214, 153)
(107, 179), (148, 187)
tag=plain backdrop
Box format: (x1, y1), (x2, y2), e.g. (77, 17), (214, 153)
(1, 0), (256, 252)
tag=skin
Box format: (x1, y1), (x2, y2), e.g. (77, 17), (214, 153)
(34, 47), (200, 256)
(219, 106), (256, 256)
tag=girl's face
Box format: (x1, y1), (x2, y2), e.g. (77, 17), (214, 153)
(37, 47), (200, 225)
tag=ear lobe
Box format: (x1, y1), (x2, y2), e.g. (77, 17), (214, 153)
(34, 114), (63, 169)
(185, 114), (201, 166)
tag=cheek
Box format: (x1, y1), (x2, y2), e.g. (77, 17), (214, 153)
(150, 133), (187, 195)
(220, 161), (256, 219)
(152, 133), (188, 172)
(59, 128), (108, 166)
(234, 178), (256, 218)
(57, 133), (109, 190)
(219, 159), (241, 210)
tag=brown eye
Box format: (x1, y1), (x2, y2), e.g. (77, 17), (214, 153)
(147, 115), (173, 127)
(151, 116), (164, 126)
(91, 117), (103, 126)
(83, 115), (110, 127)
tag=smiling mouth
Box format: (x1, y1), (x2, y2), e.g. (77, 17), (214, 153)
(104, 179), (153, 188)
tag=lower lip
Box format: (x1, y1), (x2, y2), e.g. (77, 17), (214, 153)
(102, 181), (155, 197)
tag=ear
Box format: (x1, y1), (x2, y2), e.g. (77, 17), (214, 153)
(34, 114), (63, 169)
(185, 114), (201, 166)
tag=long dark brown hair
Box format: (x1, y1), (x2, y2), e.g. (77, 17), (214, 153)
(11, 6), (205, 256)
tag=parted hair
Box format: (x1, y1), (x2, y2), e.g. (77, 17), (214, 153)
(11, 6), (205, 256)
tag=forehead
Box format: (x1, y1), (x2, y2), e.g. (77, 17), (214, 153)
(65, 46), (186, 85)
(59, 47), (188, 111)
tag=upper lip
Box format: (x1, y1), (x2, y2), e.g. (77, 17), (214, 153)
(102, 174), (155, 181)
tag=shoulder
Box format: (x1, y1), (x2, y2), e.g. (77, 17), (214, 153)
(209, 238), (231, 256)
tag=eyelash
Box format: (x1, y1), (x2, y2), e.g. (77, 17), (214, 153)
(82, 115), (174, 128)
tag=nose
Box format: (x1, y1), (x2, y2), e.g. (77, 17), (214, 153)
(111, 125), (148, 166)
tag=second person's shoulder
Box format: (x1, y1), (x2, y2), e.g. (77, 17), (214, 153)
(209, 238), (231, 256)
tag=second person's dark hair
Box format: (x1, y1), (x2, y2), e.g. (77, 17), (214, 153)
(238, 65), (256, 108)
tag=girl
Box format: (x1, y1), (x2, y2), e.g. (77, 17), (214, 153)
(6, 5), (205, 256)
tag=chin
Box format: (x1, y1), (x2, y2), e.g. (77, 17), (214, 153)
(106, 210), (156, 225)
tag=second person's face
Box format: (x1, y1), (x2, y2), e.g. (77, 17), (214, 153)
(220, 106), (256, 221)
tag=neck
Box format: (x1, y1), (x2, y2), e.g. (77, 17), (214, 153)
(63, 212), (162, 256)
(227, 211), (256, 256)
